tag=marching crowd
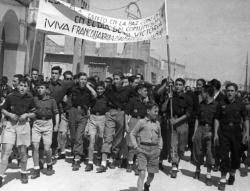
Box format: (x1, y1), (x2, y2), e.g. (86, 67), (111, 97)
(0, 66), (249, 191)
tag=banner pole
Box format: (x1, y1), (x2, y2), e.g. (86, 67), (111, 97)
(165, 0), (174, 166)
(30, 29), (38, 74)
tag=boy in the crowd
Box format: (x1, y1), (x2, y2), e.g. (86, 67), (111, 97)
(85, 81), (109, 171)
(31, 81), (59, 178)
(0, 78), (36, 186)
(130, 103), (162, 191)
(125, 84), (148, 173)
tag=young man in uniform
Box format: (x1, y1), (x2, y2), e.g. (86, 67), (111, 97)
(96, 72), (132, 173)
(70, 72), (95, 171)
(130, 103), (162, 191)
(31, 81), (59, 178)
(125, 84), (149, 172)
(192, 85), (218, 186)
(85, 81), (109, 171)
(164, 78), (193, 178)
(214, 83), (249, 190)
(0, 78), (36, 186)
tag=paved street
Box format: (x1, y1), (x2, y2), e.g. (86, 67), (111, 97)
(1, 152), (249, 191)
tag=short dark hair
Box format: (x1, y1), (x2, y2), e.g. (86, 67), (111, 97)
(135, 83), (147, 92)
(36, 80), (49, 88)
(51, 66), (62, 74)
(136, 73), (144, 81)
(209, 79), (221, 90)
(31, 68), (39, 73)
(146, 102), (159, 110)
(77, 72), (87, 79)
(96, 81), (105, 88)
(175, 78), (186, 86)
(204, 85), (214, 97)
(226, 83), (238, 91)
(105, 77), (113, 83)
(1, 76), (8, 84)
(113, 72), (124, 80)
(19, 77), (29, 85)
(63, 70), (73, 79)
(13, 74), (23, 82)
(197, 79), (206, 87)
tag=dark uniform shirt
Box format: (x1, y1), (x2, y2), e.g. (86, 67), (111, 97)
(2, 91), (36, 116)
(106, 85), (133, 111)
(34, 95), (58, 119)
(126, 95), (147, 118)
(70, 84), (95, 112)
(91, 94), (109, 115)
(215, 98), (247, 127)
(197, 100), (218, 126)
(168, 92), (193, 119)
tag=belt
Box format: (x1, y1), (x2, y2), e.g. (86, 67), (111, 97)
(36, 116), (52, 120)
(91, 112), (105, 116)
(140, 142), (158, 146)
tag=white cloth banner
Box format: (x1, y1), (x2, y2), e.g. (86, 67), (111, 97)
(36, 0), (167, 43)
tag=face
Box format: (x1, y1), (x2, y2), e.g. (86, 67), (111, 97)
(32, 70), (39, 81)
(97, 86), (105, 96)
(113, 75), (122, 87)
(175, 80), (184, 93)
(138, 87), (148, 98)
(226, 85), (236, 101)
(65, 74), (73, 81)
(196, 80), (204, 92)
(12, 77), (19, 88)
(201, 90), (208, 100)
(37, 85), (47, 96)
(18, 82), (28, 95)
(136, 75), (142, 82)
(78, 75), (87, 87)
(147, 106), (159, 120)
(51, 69), (60, 81)
(123, 79), (129, 87)
(132, 79), (139, 87)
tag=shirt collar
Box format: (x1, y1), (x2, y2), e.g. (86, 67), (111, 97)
(214, 91), (220, 99)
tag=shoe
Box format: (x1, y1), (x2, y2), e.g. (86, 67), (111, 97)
(39, 161), (44, 170)
(126, 164), (133, 173)
(85, 164), (93, 172)
(206, 177), (212, 186)
(227, 175), (235, 185)
(108, 161), (116, 169)
(144, 183), (150, 191)
(193, 171), (200, 179)
(213, 164), (219, 172)
(20, 173), (28, 184)
(46, 164), (54, 176)
(96, 165), (106, 173)
(240, 168), (248, 177)
(31, 169), (40, 179)
(170, 167), (178, 178)
(52, 156), (57, 165)
(218, 181), (226, 191)
(57, 154), (66, 160)
(72, 160), (81, 171)
(0, 176), (3, 187)
(134, 167), (139, 176)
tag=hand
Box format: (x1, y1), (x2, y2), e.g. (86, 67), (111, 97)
(9, 113), (19, 121)
(242, 133), (250, 145)
(170, 118), (177, 126)
(214, 134), (219, 146)
(53, 123), (59, 132)
(19, 114), (28, 122)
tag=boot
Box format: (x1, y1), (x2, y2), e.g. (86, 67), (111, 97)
(31, 169), (40, 179)
(193, 170), (200, 179)
(218, 181), (226, 191)
(85, 164), (93, 172)
(20, 173), (28, 184)
(228, 175), (235, 185)
(159, 162), (164, 171)
(205, 177), (212, 186)
(108, 161), (116, 169)
(57, 153), (66, 160)
(96, 165), (106, 173)
(46, 164), (54, 176)
(72, 160), (81, 171)
(170, 166), (178, 178)
(240, 168), (248, 177)
(144, 183), (150, 191)
(39, 160), (44, 170)
(0, 176), (3, 187)
(126, 164), (133, 173)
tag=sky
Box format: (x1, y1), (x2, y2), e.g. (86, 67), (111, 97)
(90, 0), (250, 83)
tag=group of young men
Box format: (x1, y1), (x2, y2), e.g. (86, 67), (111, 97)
(0, 66), (249, 191)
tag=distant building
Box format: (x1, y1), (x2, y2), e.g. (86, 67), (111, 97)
(160, 59), (186, 81)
